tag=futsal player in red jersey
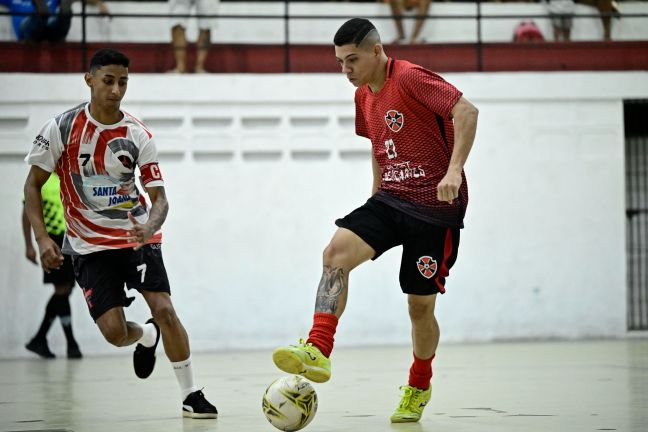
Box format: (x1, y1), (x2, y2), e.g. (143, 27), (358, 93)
(273, 18), (478, 423)
(23, 49), (217, 419)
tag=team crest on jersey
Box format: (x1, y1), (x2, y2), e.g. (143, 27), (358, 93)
(385, 110), (404, 132)
(416, 256), (437, 279)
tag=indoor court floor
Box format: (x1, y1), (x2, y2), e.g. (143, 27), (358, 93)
(1, 339), (647, 432)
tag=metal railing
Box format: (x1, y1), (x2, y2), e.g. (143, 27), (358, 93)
(625, 99), (648, 331)
(1, 1), (646, 72)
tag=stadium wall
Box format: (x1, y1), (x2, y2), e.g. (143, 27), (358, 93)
(0, 71), (646, 359)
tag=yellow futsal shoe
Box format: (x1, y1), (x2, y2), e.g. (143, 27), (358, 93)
(272, 339), (331, 383)
(390, 384), (432, 423)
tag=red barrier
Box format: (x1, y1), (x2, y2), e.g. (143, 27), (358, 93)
(0, 41), (646, 73)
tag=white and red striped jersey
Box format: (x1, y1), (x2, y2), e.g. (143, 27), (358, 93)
(26, 103), (165, 255)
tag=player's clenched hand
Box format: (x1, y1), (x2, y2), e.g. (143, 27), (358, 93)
(127, 212), (154, 250)
(26, 244), (38, 264)
(436, 170), (462, 204)
(36, 236), (64, 273)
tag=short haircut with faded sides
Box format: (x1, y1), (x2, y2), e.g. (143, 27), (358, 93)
(334, 18), (380, 47)
(89, 49), (130, 73)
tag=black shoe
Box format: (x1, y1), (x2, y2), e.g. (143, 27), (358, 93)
(67, 344), (83, 359)
(133, 318), (160, 379)
(25, 338), (55, 359)
(182, 390), (218, 419)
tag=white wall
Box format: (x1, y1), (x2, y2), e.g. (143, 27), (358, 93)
(1, 2), (648, 43)
(0, 71), (646, 359)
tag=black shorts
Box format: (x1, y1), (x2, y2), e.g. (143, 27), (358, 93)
(43, 234), (75, 286)
(335, 197), (460, 296)
(72, 244), (171, 321)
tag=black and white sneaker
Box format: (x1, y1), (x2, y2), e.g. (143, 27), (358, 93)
(133, 318), (160, 379)
(182, 390), (218, 419)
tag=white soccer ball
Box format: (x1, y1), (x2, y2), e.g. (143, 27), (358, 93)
(262, 375), (318, 431)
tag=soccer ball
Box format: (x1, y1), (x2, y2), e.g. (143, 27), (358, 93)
(262, 375), (318, 431)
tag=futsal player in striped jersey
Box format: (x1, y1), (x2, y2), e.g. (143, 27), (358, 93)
(23, 48), (217, 419)
(273, 18), (479, 423)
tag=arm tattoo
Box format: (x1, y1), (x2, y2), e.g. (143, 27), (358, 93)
(146, 193), (169, 233)
(315, 265), (346, 314)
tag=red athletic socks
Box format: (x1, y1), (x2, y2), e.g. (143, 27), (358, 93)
(306, 313), (338, 358)
(409, 352), (435, 390)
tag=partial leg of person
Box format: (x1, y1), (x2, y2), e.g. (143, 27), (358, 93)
(170, 25), (188, 73)
(53, 250), (82, 358)
(26, 250), (76, 359)
(74, 249), (160, 369)
(44, 6), (72, 43)
(550, 15), (562, 41)
(273, 228), (375, 383)
(388, 0), (407, 43)
(19, 15), (47, 42)
(410, 0), (432, 44)
(194, 0), (217, 73)
(195, 28), (211, 73)
(391, 224), (460, 423)
(141, 290), (217, 418)
(562, 16), (573, 41)
(53, 281), (83, 358)
(597, 0), (615, 40)
(130, 242), (216, 419)
(391, 294), (437, 423)
(25, 289), (59, 358)
(96, 306), (152, 347)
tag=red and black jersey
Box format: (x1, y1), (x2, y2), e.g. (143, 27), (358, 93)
(355, 58), (468, 228)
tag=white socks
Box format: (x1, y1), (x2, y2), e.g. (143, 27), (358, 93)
(135, 323), (198, 401)
(136, 322), (157, 348)
(172, 356), (198, 400)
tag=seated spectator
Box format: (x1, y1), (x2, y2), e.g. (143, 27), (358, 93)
(386, 0), (432, 44)
(0, 0), (108, 42)
(546, 0), (575, 41)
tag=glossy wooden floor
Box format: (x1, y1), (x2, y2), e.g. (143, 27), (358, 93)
(1, 339), (647, 432)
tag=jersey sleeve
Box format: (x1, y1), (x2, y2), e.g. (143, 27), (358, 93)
(399, 67), (463, 119)
(355, 90), (369, 138)
(137, 134), (165, 188)
(25, 118), (63, 172)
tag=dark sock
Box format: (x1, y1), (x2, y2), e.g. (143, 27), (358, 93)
(56, 294), (78, 347)
(34, 294), (58, 340)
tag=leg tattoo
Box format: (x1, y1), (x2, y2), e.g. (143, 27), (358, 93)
(315, 266), (345, 314)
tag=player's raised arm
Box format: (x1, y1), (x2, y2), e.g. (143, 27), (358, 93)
(437, 96), (478, 204)
(24, 165), (63, 272)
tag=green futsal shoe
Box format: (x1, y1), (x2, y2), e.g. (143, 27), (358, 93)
(272, 339), (331, 383)
(390, 384), (432, 423)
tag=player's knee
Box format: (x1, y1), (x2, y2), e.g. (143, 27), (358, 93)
(408, 299), (435, 323)
(151, 303), (178, 328)
(322, 240), (350, 266)
(101, 325), (128, 347)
